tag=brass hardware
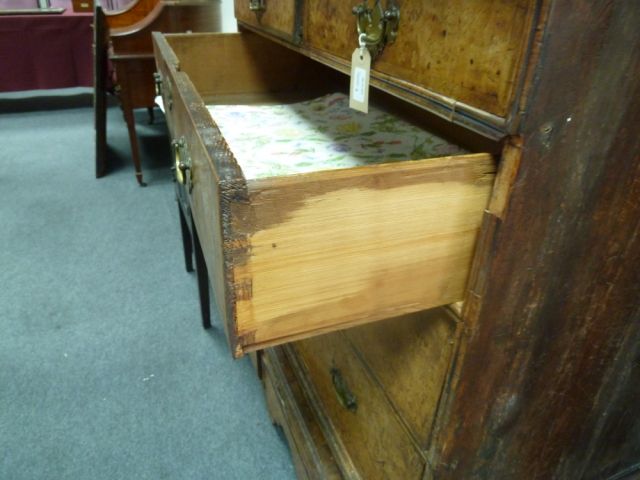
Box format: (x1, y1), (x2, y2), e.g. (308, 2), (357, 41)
(163, 75), (173, 111)
(249, 0), (265, 12)
(153, 72), (162, 96)
(331, 368), (357, 412)
(172, 137), (192, 192)
(352, 0), (400, 58)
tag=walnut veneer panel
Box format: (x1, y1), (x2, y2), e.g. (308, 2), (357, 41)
(304, 0), (537, 118)
(345, 307), (459, 450)
(293, 332), (426, 479)
(234, 0), (297, 42)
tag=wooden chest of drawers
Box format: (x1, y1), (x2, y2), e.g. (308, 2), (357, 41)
(153, 31), (496, 356)
(154, 1), (640, 478)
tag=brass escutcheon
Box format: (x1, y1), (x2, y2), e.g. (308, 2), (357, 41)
(249, 0), (265, 12)
(153, 72), (162, 97)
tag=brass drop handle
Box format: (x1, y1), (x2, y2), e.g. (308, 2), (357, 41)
(172, 137), (192, 192)
(153, 72), (162, 96)
(352, 0), (400, 58)
(331, 368), (358, 412)
(249, 0), (265, 12)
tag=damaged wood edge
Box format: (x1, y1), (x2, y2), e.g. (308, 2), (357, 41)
(511, 0), (553, 132)
(172, 63), (251, 358)
(458, 136), (517, 327)
(487, 136), (523, 220)
(504, 0), (550, 133)
(220, 177), (252, 358)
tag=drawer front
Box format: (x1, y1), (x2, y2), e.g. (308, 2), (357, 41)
(152, 32), (178, 136)
(305, 0), (537, 120)
(262, 349), (344, 480)
(152, 32), (232, 340)
(235, 0), (301, 44)
(292, 332), (426, 479)
(345, 308), (459, 450)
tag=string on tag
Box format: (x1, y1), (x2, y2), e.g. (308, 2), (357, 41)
(358, 33), (367, 61)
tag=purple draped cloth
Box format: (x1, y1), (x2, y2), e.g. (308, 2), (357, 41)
(0, 0), (93, 92)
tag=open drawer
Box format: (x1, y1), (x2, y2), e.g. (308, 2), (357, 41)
(153, 31), (496, 357)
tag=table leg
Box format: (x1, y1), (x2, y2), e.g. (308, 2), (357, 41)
(122, 103), (146, 187)
(178, 203), (194, 273)
(193, 225), (212, 330)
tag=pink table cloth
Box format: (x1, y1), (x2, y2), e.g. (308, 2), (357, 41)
(0, 0), (93, 92)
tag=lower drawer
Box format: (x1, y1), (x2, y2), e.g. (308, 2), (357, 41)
(153, 31), (495, 357)
(262, 348), (343, 480)
(344, 307), (459, 450)
(290, 330), (426, 480)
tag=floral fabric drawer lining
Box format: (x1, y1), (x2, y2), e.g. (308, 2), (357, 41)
(207, 93), (468, 180)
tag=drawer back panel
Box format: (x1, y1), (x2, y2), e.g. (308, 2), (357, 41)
(163, 32), (343, 101)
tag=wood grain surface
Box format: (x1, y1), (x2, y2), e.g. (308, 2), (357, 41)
(157, 32), (496, 357)
(154, 33), (232, 339)
(345, 308), (459, 451)
(262, 348), (344, 480)
(156, 32), (346, 355)
(304, 0), (537, 118)
(163, 32), (336, 100)
(430, 2), (640, 478)
(293, 331), (426, 479)
(233, 154), (495, 353)
(235, 0), (296, 41)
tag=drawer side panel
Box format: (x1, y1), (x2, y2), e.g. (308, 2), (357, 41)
(154, 33), (232, 335)
(233, 154), (495, 351)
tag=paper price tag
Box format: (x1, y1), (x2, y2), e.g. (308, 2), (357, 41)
(349, 47), (371, 113)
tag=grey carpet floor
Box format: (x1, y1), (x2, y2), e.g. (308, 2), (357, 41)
(0, 90), (296, 480)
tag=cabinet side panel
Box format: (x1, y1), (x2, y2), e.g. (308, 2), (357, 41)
(433, 1), (640, 478)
